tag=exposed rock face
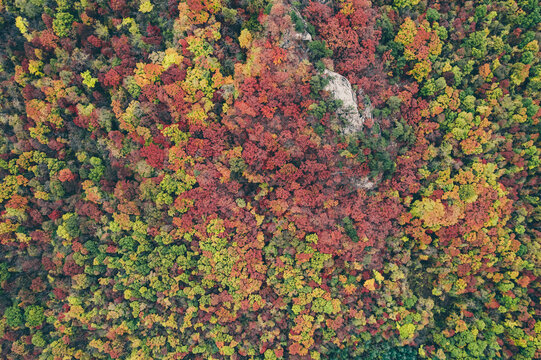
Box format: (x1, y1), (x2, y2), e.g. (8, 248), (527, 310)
(351, 176), (377, 190)
(280, 11), (373, 137)
(292, 31), (312, 42)
(281, 28), (312, 50)
(281, 10), (312, 50)
(323, 69), (364, 134)
(322, 72), (376, 189)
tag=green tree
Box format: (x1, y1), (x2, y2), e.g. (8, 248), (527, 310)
(308, 40), (333, 61)
(5, 305), (23, 328)
(25, 305), (45, 328)
(53, 12), (74, 37)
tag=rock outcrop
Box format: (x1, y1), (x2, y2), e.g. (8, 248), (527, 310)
(323, 69), (364, 134)
(281, 9), (313, 50)
(280, 10), (372, 136)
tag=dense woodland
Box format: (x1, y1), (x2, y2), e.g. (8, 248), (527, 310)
(0, 0), (539, 358)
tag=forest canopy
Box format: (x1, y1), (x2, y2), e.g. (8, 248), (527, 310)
(0, 0), (539, 359)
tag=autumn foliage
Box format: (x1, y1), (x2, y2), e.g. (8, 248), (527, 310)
(0, 0), (539, 359)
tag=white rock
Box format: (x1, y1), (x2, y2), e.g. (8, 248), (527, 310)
(292, 31), (312, 41)
(352, 176), (376, 190)
(323, 69), (363, 134)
